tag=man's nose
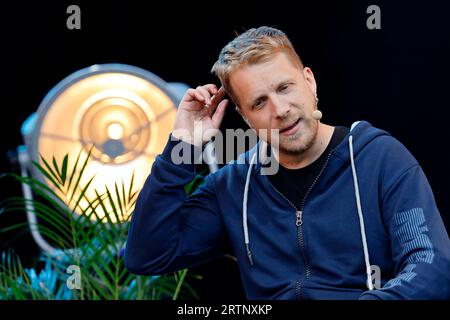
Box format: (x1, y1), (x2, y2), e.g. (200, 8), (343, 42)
(270, 95), (290, 119)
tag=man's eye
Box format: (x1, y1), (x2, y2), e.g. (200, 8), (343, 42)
(280, 84), (291, 92)
(253, 99), (265, 109)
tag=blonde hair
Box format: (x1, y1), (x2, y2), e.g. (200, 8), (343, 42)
(211, 26), (303, 105)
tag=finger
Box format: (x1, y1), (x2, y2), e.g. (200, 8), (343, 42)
(207, 87), (227, 115)
(196, 86), (212, 105)
(202, 84), (218, 95)
(185, 88), (205, 103)
(212, 99), (229, 128)
(211, 86), (226, 104)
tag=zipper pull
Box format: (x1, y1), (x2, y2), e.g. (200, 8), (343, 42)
(296, 210), (303, 226)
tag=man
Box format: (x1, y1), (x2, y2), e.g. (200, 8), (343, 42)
(125, 26), (450, 299)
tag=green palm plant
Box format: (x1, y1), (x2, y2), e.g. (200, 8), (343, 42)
(0, 147), (203, 300)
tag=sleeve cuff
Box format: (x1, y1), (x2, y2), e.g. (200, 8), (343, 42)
(160, 133), (205, 169)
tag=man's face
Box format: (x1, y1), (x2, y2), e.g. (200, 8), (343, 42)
(229, 52), (319, 155)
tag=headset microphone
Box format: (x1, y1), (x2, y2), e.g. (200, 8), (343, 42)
(312, 109), (322, 120)
(312, 92), (322, 120)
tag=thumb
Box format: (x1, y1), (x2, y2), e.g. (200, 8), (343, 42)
(212, 99), (229, 128)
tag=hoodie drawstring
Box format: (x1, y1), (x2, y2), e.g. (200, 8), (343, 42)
(243, 151), (257, 266)
(349, 134), (374, 290)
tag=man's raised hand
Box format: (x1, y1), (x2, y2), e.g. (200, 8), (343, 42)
(172, 84), (229, 146)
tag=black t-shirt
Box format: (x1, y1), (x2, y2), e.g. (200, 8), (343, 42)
(268, 126), (349, 210)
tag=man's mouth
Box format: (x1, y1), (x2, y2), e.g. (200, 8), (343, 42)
(279, 118), (301, 136)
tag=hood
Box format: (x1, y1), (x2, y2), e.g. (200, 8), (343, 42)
(241, 120), (391, 291)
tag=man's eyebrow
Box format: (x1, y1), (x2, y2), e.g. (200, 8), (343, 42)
(247, 79), (296, 108)
(277, 78), (296, 87)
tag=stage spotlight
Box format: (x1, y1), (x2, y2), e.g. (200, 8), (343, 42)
(18, 64), (189, 253)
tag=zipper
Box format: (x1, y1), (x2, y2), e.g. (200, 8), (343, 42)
(271, 152), (332, 299)
(300, 152), (332, 212)
(296, 210), (303, 226)
(296, 276), (301, 299)
(298, 152), (332, 281)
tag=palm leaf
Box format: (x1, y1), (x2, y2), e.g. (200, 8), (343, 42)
(0, 147), (199, 300)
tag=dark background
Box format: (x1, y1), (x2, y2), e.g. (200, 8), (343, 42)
(1, 0), (449, 300)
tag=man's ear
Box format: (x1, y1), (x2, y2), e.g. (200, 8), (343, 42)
(302, 67), (317, 94)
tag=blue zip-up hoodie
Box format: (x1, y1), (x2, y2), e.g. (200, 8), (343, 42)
(125, 121), (450, 299)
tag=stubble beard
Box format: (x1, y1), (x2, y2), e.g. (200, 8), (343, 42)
(278, 117), (319, 156)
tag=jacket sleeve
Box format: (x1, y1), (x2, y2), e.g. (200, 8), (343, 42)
(359, 164), (450, 300)
(124, 135), (228, 275)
